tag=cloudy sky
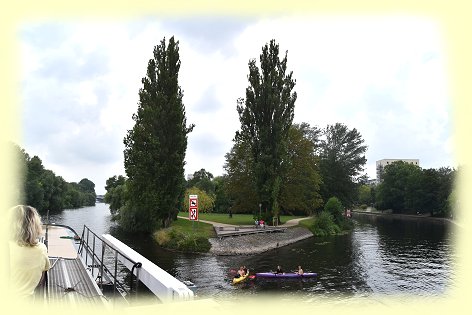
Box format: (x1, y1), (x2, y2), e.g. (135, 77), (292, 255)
(18, 15), (455, 194)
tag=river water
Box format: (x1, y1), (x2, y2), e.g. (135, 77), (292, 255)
(47, 203), (456, 302)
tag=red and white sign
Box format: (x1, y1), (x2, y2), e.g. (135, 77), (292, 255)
(189, 195), (198, 221)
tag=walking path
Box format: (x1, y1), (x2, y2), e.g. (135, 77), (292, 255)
(177, 216), (311, 228)
(177, 215), (313, 255)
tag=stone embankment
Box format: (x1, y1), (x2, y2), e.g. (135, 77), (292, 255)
(209, 226), (313, 255)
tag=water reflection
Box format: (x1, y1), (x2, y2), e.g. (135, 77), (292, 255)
(49, 204), (455, 300)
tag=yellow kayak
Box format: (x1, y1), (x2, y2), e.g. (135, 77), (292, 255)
(232, 272), (249, 284)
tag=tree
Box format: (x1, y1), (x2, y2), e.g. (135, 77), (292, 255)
(25, 155), (45, 210)
(357, 184), (373, 207)
(278, 123), (323, 215)
(13, 144), (96, 212)
(376, 163), (456, 216)
(436, 167), (455, 217)
(122, 36), (194, 232)
(375, 161), (422, 213)
(212, 175), (231, 213)
(319, 123), (367, 208)
(104, 175), (127, 214)
(183, 187), (215, 213)
(236, 39), (297, 217)
(223, 138), (259, 214)
(186, 168), (215, 196)
(78, 178), (96, 206)
(324, 196), (344, 225)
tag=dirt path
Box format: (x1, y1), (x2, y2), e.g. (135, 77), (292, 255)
(177, 215), (314, 255)
(177, 215), (312, 228)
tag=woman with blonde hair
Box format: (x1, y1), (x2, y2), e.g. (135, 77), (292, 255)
(8, 205), (50, 297)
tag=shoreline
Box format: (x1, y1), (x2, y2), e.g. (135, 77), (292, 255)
(208, 227), (313, 255)
(351, 209), (460, 227)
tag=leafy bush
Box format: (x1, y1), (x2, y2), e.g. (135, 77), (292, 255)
(154, 229), (171, 245)
(324, 197), (344, 224)
(308, 211), (341, 236)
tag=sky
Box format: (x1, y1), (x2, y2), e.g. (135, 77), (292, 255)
(18, 15), (455, 195)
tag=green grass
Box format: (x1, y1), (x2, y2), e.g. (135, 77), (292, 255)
(298, 217), (316, 229)
(171, 217), (216, 237)
(153, 218), (215, 253)
(177, 212), (304, 225)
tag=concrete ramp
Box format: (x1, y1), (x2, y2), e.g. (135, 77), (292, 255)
(101, 234), (194, 303)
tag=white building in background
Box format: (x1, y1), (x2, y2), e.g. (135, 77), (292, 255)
(376, 159), (420, 182)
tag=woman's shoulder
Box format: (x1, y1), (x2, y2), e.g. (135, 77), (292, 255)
(35, 242), (48, 252)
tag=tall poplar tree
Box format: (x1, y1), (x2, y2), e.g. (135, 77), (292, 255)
(122, 36), (194, 232)
(236, 39), (296, 217)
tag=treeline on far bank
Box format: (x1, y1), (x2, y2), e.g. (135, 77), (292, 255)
(11, 143), (97, 214)
(359, 161), (457, 218)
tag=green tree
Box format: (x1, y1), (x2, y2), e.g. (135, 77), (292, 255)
(25, 156), (45, 211)
(319, 123), (367, 208)
(183, 187), (215, 213)
(436, 167), (455, 217)
(324, 196), (344, 225)
(78, 178), (96, 206)
(223, 138), (258, 214)
(358, 184), (373, 206)
(376, 161), (422, 213)
(186, 168), (215, 196)
(122, 36), (194, 232)
(104, 175), (127, 214)
(236, 39), (297, 217)
(212, 175), (231, 213)
(64, 182), (84, 209)
(279, 123), (322, 215)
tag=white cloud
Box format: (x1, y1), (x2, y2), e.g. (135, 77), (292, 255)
(19, 16), (455, 193)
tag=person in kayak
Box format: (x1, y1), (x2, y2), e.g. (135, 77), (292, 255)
(297, 265), (304, 275)
(275, 265), (284, 274)
(235, 266), (248, 279)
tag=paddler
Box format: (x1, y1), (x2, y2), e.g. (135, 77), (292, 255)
(275, 265), (284, 274)
(297, 265), (304, 275)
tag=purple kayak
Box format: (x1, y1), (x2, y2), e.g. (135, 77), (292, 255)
(254, 272), (317, 278)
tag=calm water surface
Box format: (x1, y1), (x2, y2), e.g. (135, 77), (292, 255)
(47, 203), (456, 301)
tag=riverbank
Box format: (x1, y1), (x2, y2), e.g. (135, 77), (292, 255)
(209, 226), (313, 255)
(351, 209), (459, 225)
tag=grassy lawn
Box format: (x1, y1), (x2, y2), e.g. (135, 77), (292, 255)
(153, 217), (215, 253)
(298, 217), (316, 229)
(171, 217), (215, 238)
(178, 212), (304, 225)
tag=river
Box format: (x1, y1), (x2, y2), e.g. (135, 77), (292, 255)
(47, 203), (456, 302)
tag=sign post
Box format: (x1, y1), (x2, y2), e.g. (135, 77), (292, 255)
(189, 195), (198, 230)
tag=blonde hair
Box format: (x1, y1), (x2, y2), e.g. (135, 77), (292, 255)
(8, 205), (43, 246)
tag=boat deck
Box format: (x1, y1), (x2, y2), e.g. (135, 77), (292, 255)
(45, 257), (107, 306)
(43, 226), (108, 306)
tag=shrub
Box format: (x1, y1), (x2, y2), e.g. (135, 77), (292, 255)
(309, 211), (341, 236)
(324, 197), (344, 224)
(154, 229), (171, 245)
(153, 228), (211, 253)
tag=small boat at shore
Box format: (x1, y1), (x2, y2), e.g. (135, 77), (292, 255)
(254, 272), (318, 279)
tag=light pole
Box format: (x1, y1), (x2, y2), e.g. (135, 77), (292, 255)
(259, 203), (262, 219)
